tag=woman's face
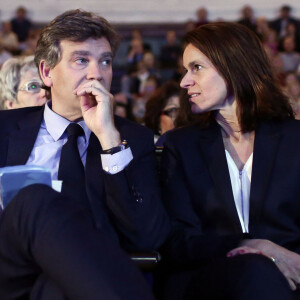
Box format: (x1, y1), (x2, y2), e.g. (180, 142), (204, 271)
(180, 43), (229, 114)
(162, 95), (180, 122)
(14, 69), (46, 109)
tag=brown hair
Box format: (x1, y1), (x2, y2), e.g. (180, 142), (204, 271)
(183, 22), (294, 132)
(34, 9), (120, 70)
(144, 80), (180, 135)
(34, 9), (120, 97)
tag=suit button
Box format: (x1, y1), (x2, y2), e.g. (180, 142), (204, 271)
(136, 197), (143, 204)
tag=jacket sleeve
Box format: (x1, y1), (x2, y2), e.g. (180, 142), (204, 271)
(102, 124), (170, 252)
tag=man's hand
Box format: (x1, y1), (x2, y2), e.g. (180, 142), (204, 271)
(228, 239), (300, 290)
(74, 80), (121, 149)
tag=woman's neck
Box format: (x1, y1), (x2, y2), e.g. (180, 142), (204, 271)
(215, 104), (255, 169)
(215, 102), (244, 141)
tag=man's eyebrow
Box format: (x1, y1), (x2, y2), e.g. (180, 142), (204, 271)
(100, 52), (113, 58)
(70, 51), (113, 58)
(71, 50), (90, 56)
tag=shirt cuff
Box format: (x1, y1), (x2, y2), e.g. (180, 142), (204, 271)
(101, 147), (133, 174)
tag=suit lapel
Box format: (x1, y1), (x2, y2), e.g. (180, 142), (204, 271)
(196, 123), (242, 233)
(249, 123), (280, 232)
(6, 108), (44, 166)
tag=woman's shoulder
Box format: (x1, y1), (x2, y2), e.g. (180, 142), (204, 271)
(258, 119), (300, 143)
(260, 118), (300, 133)
(164, 122), (218, 146)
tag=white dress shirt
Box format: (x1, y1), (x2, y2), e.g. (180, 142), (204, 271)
(225, 150), (253, 233)
(26, 103), (133, 183)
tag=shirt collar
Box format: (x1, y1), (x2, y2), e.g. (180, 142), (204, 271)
(43, 101), (91, 142)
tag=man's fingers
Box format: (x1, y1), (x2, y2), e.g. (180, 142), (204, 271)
(75, 80), (110, 95)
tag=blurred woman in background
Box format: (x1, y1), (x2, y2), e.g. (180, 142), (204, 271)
(0, 55), (46, 110)
(144, 80), (180, 143)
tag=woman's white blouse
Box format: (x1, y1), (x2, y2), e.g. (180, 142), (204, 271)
(225, 150), (253, 233)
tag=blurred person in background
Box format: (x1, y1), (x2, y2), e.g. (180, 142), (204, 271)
(143, 51), (161, 79)
(10, 6), (32, 50)
(283, 23), (300, 52)
(0, 21), (19, 54)
(195, 7), (209, 27)
(270, 5), (299, 40)
(144, 80), (180, 143)
(160, 30), (182, 69)
(132, 75), (159, 123)
(22, 28), (42, 55)
(255, 16), (272, 40)
(113, 92), (135, 121)
(279, 35), (300, 73)
(237, 5), (256, 32)
(0, 55), (46, 109)
(127, 37), (145, 67)
(262, 28), (279, 56)
(0, 38), (12, 67)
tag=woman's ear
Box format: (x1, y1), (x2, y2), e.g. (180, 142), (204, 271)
(4, 99), (18, 110)
(39, 60), (53, 87)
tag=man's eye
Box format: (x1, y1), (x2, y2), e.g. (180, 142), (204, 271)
(101, 59), (112, 66)
(76, 58), (88, 64)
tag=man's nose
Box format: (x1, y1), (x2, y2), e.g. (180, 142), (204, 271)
(87, 62), (103, 81)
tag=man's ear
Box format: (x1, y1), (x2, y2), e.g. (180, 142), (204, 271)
(39, 60), (53, 87)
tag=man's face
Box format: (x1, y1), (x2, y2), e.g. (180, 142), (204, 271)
(44, 37), (113, 121)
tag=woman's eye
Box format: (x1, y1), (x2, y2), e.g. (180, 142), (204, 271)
(29, 83), (38, 90)
(28, 82), (41, 91)
(193, 64), (202, 71)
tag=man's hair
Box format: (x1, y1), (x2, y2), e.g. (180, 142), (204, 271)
(0, 55), (37, 109)
(183, 22), (294, 132)
(34, 9), (120, 70)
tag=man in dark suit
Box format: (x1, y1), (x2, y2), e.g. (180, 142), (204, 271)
(0, 9), (169, 299)
(270, 5), (299, 39)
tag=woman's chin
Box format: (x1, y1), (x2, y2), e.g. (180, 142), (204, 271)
(190, 102), (204, 114)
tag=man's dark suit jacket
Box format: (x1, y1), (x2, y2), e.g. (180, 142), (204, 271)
(0, 105), (169, 252)
(270, 17), (299, 36)
(161, 119), (300, 267)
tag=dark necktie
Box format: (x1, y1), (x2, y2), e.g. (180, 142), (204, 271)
(58, 123), (86, 201)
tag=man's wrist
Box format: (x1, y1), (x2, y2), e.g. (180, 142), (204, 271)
(102, 140), (128, 155)
(97, 129), (121, 150)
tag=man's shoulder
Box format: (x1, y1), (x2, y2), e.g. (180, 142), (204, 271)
(0, 106), (44, 117)
(0, 106), (44, 130)
(114, 115), (153, 140)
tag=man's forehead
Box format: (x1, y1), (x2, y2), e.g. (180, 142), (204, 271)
(60, 38), (112, 55)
